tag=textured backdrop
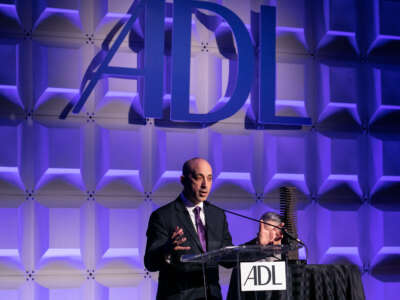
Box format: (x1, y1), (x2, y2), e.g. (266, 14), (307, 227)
(0, 0), (399, 299)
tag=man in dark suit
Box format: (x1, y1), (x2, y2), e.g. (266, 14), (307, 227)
(226, 212), (284, 300)
(144, 157), (233, 300)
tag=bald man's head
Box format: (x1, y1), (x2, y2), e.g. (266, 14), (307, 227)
(181, 158), (213, 205)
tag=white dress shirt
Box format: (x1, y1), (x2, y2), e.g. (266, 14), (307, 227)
(180, 193), (206, 232)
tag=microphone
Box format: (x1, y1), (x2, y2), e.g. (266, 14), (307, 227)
(206, 201), (305, 246)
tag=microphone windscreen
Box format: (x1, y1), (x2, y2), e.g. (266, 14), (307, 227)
(279, 186), (299, 260)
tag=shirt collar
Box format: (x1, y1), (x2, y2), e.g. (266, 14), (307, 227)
(180, 193), (204, 210)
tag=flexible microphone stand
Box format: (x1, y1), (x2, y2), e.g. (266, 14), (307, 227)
(206, 201), (309, 261)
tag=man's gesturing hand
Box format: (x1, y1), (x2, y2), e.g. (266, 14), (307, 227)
(258, 220), (283, 245)
(169, 226), (191, 251)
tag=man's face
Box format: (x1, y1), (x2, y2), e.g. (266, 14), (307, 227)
(262, 220), (281, 231)
(181, 159), (213, 205)
(262, 220), (284, 242)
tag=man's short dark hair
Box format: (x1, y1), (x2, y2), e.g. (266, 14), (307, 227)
(260, 211), (282, 223)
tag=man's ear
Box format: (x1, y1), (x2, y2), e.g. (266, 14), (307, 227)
(280, 222), (285, 227)
(180, 175), (185, 185)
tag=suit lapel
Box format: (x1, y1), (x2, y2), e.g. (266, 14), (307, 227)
(174, 197), (204, 252)
(203, 201), (215, 251)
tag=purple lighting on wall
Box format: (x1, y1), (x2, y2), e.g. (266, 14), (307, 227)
(377, 247), (400, 255)
(0, 0), (400, 299)
(276, 99), (305, 107)
(104, 170), (139, 176)
(102, 248), (139, 258)
(325, 247), (359, 256)
(35, 168), (84, 191)
(35, 7), (82, 30)
(45, 168), (81, 175)
(97, 169), (143, 193)
(0, 166), (18, 172)
(271, 173), (304, 181)
(0, 4), (18, 18)
(217, 172), (251, 181)
(0, 85), (22, 108)
(0, 249), (19, 258)
(43, 248), (81, 259)
(159, 170), (180, 179)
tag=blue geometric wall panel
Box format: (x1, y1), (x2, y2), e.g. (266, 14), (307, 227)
(0, 1), (399, 300)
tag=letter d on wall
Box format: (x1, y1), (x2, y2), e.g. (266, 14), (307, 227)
(171, 0), (255, 123)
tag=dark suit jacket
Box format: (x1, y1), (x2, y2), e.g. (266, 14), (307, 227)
(144, 196), (233, 300)
(226, 239), (285, 300)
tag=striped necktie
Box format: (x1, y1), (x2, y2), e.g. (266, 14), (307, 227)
(193, 206), (207, 252)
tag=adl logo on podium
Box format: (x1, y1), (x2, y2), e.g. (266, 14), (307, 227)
(240, 261), (287, 291)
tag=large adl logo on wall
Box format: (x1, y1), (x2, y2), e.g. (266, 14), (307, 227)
(67, 0), (311, 127)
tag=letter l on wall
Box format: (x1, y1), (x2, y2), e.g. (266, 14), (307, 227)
(259, 6), (311, 125)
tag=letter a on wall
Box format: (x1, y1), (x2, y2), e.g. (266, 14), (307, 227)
(72, 0), (165, 118)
